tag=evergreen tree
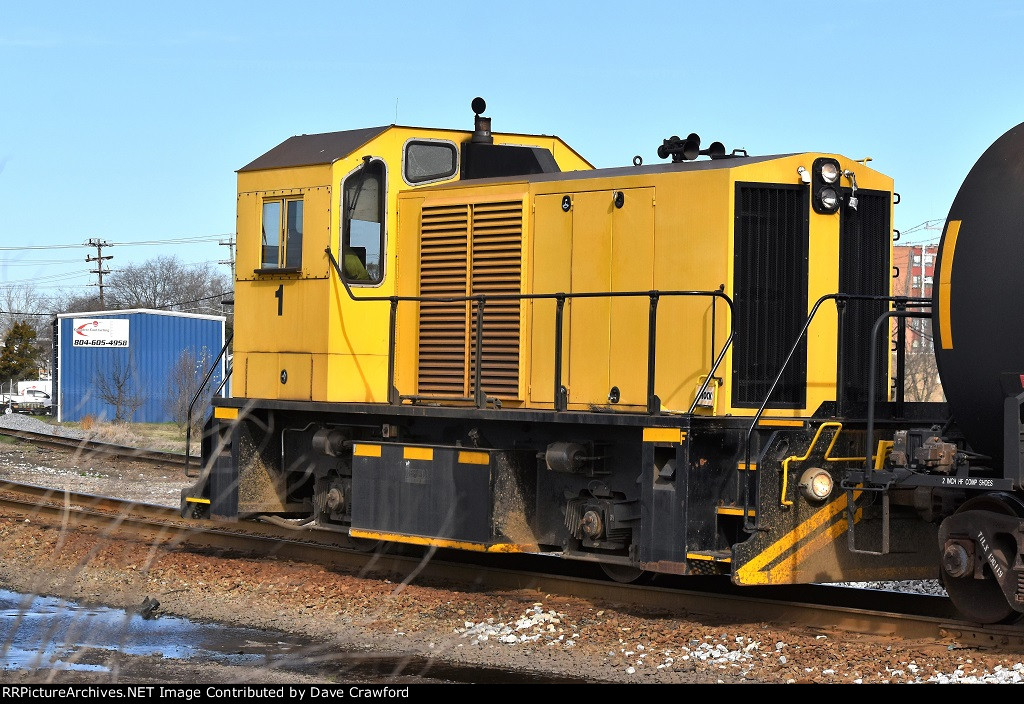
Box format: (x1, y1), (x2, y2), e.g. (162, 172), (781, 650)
(0, 321), (42, 383)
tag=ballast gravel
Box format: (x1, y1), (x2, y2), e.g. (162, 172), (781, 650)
(0, 416), (1022, 684)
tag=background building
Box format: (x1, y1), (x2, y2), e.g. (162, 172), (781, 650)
(892, 243), (943, 401)
(54, 309), (227, 424)
(892, 243), (938, 351)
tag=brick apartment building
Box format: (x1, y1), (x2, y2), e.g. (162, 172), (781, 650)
(892, 242), (938, 351)
(892, 242), (943, 401)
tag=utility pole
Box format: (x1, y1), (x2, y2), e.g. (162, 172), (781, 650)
(85, 238), (113, 308)
(218, 236), (236, 277)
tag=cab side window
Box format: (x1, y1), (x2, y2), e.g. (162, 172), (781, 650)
(261, 197), (303, 270)
(404, 140), (457, 185)
(342, 160), (385, 283)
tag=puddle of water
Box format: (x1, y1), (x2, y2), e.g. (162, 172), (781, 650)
(0, 589), (310, 676)
(0, 589), (589, 683)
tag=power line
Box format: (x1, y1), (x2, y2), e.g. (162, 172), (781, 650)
(899, 219), (945, 235)
(153, 290), (233, 311)
(1, 290), (234, 318)
(1, 272), (94, 287)
(0, 259), (83, 266)
(119, 235), (229, 246)
(0, 233), (231, 252)
(0, 309), (52, 317)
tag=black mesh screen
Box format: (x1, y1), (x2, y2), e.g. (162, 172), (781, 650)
(732, 184), (809, 408)
(838, 190), (892, 408)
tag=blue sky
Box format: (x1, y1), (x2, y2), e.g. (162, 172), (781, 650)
(2, 1), (1023, 307)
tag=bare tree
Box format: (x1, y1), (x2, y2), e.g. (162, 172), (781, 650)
(164, 346), (215, 437)
(106, 256), (231, 314)
(904, 351), (945, 402)
(897, 315), (944, 402)
(53, 290), (104, 314)
(93, 354), (145, 422)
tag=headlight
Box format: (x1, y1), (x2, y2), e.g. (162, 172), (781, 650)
(819, 161), (840, 183)
(811, 157), (843, 214)
(798, 467), (834, 502)
(818, 187), (839, 211)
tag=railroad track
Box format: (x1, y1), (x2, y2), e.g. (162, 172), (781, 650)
(0, 426), (196, 467)
(0, 478), (1017, 650)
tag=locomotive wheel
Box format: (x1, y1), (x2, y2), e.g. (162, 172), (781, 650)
(599, 562), (650, 584)
(342, 533), (385, 553)
(941, 494), (1024, 625)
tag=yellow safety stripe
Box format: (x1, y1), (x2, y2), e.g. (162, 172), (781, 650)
(642, 428), (687, 444)
(403, 447), (433, 461)
(353, 444), (382, 457)
(348, 528), (523, 553)
(458, 450), (490, 465)
(716, 506), (754, 517)
(686, 552), (732, 563)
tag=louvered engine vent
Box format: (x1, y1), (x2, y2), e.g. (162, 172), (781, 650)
(417, 200), (524, 401)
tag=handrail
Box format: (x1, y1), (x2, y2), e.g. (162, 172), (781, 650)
(325, 246), (734, 415)
(863, 308), (932, 473)
(185, 332), (233, 476)
(739, 293), (931, 531)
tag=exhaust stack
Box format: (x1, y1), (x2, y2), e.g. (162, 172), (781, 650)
(471, 97), (493, 144)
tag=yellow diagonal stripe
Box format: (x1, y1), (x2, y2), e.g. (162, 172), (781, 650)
(736, 490), (862, 584)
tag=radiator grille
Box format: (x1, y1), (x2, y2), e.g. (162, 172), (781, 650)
(418, 205), (470, 395)
(838, 190), (891, 407)
(732, 184), (809, 408)
(417, 200), (523, 399)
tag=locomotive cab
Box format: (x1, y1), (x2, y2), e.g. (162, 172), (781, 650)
(230, 108), (591, 407)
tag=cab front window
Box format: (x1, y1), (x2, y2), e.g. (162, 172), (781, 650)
(341, 159), (385, 284)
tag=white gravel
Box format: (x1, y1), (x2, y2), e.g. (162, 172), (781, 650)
(841, 579), (947, 597)
(0, 412), (86, 439)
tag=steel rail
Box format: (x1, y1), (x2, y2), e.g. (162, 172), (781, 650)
(0, 427), (195, 466)
(0, 479), (1009, 648)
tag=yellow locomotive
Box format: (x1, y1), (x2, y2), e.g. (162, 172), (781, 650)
(184, 99), (1024, 625)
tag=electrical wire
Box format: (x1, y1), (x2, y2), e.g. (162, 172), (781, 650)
(0, 234), (232, 252)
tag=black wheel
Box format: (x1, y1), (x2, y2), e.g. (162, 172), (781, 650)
(940, 494), (1024, 625)
(342, 532), (385, 553)
(599, 562), (651, 584)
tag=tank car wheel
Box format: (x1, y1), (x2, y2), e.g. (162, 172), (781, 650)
(599, 562), (651, 584)
(941, 494), (1024, 625)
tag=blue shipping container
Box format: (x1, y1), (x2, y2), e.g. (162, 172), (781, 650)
(56, 309), (226, 424)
